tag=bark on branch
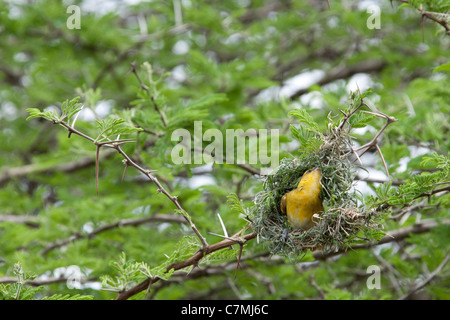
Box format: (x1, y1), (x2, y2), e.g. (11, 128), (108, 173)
(116, 219), (448, 300)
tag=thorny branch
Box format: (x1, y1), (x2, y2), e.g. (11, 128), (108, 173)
(118, 218), (449, 299)
(25, 91), (445, 300)
(2, 219), (447, 300)
(338, 95), (398, 178)
(55, 120), (209, 251)
(116, 230), (256, 300)
(393, 0), (450, 37)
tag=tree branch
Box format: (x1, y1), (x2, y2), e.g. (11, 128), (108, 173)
(313, 219), (450, 260)
(0, 214), (39, 228)
(115, 230), (256, 300)
(0, 151), (116, 187)
(393, 0), (450, 37)
(398, 254), (450, 300)
(50, 120), (209, 251)
(289, 59), (387, 100)
(116, 218), (448, 299)
(40, 214), (187, 256)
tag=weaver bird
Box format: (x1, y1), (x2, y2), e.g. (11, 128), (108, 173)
(280, 168), (324, 230)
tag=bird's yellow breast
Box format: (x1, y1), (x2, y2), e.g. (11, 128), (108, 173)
(285, 188), (323, 229)
(281, 168), (324, 230)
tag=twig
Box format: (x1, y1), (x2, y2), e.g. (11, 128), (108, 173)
(180, 142), (262, 176)
(421, 11), (450, 35)
(121, 160), (129, 183)
(96, 145), (100, 195)
(0, 215), (39, 228)
(353, 111), (397, 158)
(389, 200), (428, 221)
(54, 120), (209, 250)
(68, 104), (83, 138)
(337, 97), (365, 132)
(130, 63), (167, 127)
(413, 185), (450, 200)
(148, 252), (276, 298)
(371, 248), (404, 294)
(355, 173), (403, 186)
(0, 275), (95, 287)
(309, 274), (326, 299)
(289, 60), (386, 100)
(234, 241), (244, 279)
(393, 1), (450, 37)
(398, 254), (450, 300)
(116, 231), (257, 300)
(92, 24), (190, 89)
(313, 219), (450, 261)
(0, 151), (116, 187)
(375, 143), (389, 179)
(216, 213), (229, 239)
(118, 218), (450, 299)
(344, 108), (398, 178)
(40, 214), (187, 256)
(117, 144), (208, 249)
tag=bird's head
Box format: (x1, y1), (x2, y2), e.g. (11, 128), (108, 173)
(297, 168), (322, 190)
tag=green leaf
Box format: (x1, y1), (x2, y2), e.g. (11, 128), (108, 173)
(289, 124), (322, 153)
(421, 152), (449, 171)
(27, 97), (83, 123)
(166, 93), (228, 131)
(433, 62), (450, 73)
(61, 96), (83, 121)
(349, 112), (376, 129)
(101, 252), (143, 292)
(42, 294), (94, 300)
(26, 107), (59, 122)
(288, 109), (320, 133)
(137, 261), (174, 281)
(289, 124), (302, 141)
(26, 108), (45, 121)
(185, 93), (228, 109)
(398, 3), (411, 9)
(95, 117), (142, 142)
(227, 192), (246, 216)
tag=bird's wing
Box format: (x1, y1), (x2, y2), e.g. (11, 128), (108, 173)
(280, 194), (287, 214)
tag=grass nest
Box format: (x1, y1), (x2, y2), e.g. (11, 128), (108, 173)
(250, 109), (386, 260)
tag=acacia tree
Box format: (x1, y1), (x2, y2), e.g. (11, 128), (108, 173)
(0, 0), (449, 300)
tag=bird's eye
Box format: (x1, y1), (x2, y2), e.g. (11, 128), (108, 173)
(305, 169), (312, 174)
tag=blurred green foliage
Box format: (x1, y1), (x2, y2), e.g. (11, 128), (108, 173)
(0, 0), (449, 300)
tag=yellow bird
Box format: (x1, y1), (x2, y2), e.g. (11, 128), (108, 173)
(280, 168), (324, 230)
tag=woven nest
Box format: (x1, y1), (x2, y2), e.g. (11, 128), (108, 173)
(250, 129), (385, 260)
